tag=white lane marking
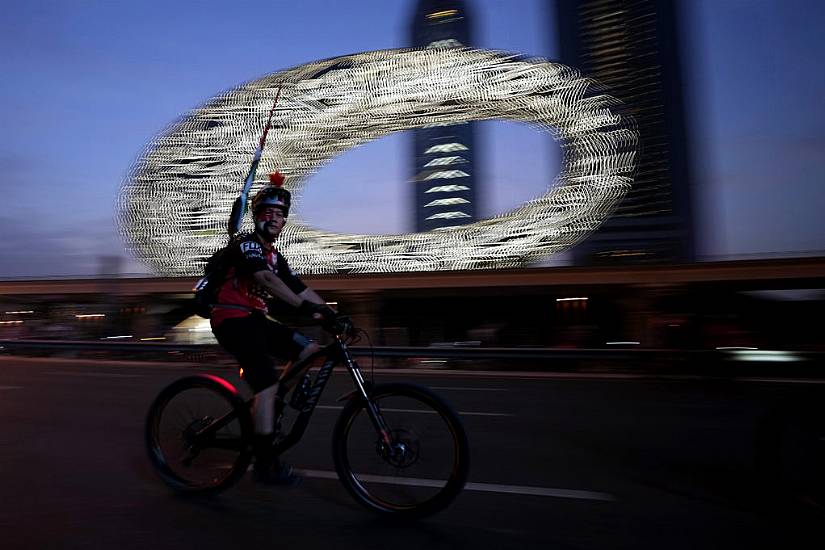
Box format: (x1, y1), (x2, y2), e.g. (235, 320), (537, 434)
(0, 385), (23, 390)
(44, 371), (145, 379)
(296, 469), (615, 502)
(464, 481), (615, 501)
(314, 405), (513, 417)
(429, 386), (506, 392)
(456, 410), (514, 417)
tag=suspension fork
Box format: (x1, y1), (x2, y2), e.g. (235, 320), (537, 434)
(339, 336), (393, 447)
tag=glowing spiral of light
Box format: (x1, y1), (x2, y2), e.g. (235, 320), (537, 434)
(119, 48), (637, 275)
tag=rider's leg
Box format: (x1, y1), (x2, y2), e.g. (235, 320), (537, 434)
(277, 342), (322, 392)
(253, 384), (279, 434)
(246, 319), (314, 427)
(251, 384), (288, 483)
(250, 374), (302, 486)
(212, 315), (280, 434)
(242, 364), (282, 469)
(212, 314), (300, 484)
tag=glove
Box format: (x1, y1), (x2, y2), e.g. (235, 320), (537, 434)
(298, 300), (337, 322)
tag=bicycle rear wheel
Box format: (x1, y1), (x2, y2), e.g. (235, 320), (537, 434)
(332, 383), (469, 518)
(145, 375), (253, 494)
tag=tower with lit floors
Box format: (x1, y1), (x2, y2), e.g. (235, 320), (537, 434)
(411, 0), (480, 232)
(556, 0), (696, 265)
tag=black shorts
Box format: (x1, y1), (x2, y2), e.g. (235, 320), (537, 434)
(212, 313), (312, 393)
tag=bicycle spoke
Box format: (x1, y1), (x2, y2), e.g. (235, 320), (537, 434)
(146, 379), (252, 493)
(334, 384), (468, 516)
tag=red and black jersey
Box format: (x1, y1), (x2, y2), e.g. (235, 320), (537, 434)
(210, 233), (306, 329)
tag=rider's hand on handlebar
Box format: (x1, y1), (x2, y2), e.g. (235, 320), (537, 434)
(298, 300), (337, 323)
(327, 314), (355, 337)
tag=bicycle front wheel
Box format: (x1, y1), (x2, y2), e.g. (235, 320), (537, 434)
(332, 383), (469, 518)
(145, 375), (254, 494)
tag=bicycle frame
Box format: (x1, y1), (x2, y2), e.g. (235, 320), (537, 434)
(146, 315), (470, 515)
(194, 332), (393, 455)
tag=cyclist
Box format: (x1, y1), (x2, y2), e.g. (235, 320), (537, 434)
(211, 171), (336, 484)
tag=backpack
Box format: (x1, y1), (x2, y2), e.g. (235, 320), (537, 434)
(192, 245), (232, 318)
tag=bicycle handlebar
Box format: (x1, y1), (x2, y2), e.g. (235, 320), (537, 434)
(325, 315), (357, 339)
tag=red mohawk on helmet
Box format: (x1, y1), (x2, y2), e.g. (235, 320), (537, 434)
(268, 171), (285, 187)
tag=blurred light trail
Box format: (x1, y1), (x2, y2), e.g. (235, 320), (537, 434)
(120, 48), (637, 275)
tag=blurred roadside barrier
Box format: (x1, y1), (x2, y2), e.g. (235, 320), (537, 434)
(1, 339), (824, 378)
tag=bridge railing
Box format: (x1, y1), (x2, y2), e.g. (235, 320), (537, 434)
(2, 339), (824, 378)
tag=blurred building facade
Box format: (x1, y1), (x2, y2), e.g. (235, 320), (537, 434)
(3, 258), (825, 359)
(410, 0), (480, 231)
(555, 0), (696, 265)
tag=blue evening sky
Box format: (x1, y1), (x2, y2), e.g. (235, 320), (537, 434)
(0, 0), (823, 277)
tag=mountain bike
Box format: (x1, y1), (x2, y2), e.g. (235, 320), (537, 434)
(145, 316), (470, 518)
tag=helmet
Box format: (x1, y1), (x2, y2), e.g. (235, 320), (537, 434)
(251, 171), (291, 217)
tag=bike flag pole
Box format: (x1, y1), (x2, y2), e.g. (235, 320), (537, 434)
(228, 83), (284, 235)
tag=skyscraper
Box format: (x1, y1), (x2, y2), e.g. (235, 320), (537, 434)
(410, 0), (479, 232)
(556, 0), (695, 265)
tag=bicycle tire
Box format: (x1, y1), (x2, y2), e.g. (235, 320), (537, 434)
(145, 375), (254, 495)
(332, 383), (469, 518)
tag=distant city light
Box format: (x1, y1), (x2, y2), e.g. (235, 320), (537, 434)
(120, 48), (637, 275)
(426, 211), (471, 221)
(425, 185), (471, 193)
(75, 314), (106, 319)
(424, 170), (469, 180)
(427, 10), (458, 19)
(424, 156), (465, 167)
(424, 143), (468, 154)
(424, 198), (471, 207)
(728, 350), (804, 362)
(427, 39), (463, 49)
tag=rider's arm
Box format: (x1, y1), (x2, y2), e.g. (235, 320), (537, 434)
(274, 251), (328, 307)
(235, 240), (305, 308)
(250, 250), (335, 318)
(275, 254), (336, 319)
(253, 271), (334, 322)
(298, 287), (331, 308)
(252, 270), (304, 308)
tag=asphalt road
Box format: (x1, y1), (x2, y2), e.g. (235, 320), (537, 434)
(0, 356), (822, 549)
